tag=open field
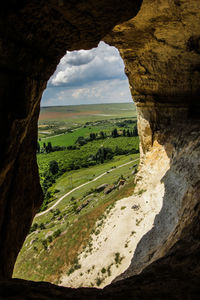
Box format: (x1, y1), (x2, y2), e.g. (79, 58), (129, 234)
(38, 103), (137, 138)
(39, 103), (136, 121)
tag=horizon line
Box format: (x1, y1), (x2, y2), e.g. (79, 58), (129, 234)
(40, 101), (134, 108)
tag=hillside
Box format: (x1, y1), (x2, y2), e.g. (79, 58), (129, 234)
(13, 103), (143, 286)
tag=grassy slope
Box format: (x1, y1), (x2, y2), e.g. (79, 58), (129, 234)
(14, 103), (139, 283)
(13, 154), (139, 283)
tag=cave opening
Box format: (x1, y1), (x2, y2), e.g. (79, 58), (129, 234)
(13, 42), (147, 288)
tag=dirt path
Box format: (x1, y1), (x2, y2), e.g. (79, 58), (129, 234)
(36, 158), (139, 218)
(40, 132), (66, 139)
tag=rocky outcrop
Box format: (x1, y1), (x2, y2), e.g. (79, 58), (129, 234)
(104, 0), (200, 281)
(115, 123), (200, 280)
(95, 184), (109, 193)
(0, 0), (141, 278)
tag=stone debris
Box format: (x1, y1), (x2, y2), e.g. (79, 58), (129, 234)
(131, 205), (140, 211)
(95, 184), (109, 193)
(104, 185), (115, 194)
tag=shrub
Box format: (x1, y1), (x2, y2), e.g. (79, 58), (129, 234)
(121, 206), (126, 210)
(95, 277), (103, 286)
(30, 223), (38, 233)
(39, 223), (45, 230)
(42, 239), (47, 250)
(114, 252), (124, 265)
(67, 259), (81, 275)
(53, 229), (61, 238)
(47, 236), (53, 243)
(49, 160), (59, 175)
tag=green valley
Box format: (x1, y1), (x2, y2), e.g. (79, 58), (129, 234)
(13, 102), (140, 287)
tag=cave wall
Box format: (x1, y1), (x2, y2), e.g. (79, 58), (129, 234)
(0, 0), (142, 278)
(104, 0), (200, 280)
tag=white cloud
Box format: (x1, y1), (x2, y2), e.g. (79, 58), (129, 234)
(42, 79), (132, 107)
(61, 50), (96, 66)
(41, 42), (133, 107)
(50, 41), (125, 87)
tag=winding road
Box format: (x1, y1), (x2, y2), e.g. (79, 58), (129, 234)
(36, 158), (139, 218)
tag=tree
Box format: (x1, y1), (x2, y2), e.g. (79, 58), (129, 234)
(100, 131), (105, 139)
(95, 147), (113, 163)
(42, 239), (47, 250)
(49, 160), (59, 175)
(39, 223), (45, 230)
(112, 128), (118, 138)
(46, 142), (53, 153)
(37, 142), (40, 153)
(89, 133), (96, 140)
(127, 129), (131, 137)
(76, 136), (86, 146)
(132, 125), (138, 136)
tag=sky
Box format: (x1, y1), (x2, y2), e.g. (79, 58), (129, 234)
(41, 41), (133, 107)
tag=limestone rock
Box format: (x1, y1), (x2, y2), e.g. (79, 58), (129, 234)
(104, 185), (115, 194)
(95, 184), (109, 193)
(0, 0), (141, 278)
(104, 0), (200, 289)
(76, 199), (91, 214)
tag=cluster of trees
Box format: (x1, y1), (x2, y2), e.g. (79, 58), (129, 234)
(75, 126), (138, 147)
(89, 147), (114, 164)
(37, 124), (138, 154)
(89, 145), (138, 165)
(111, 127), (138, 138)
(37, 142), (66, 154)
(40, 160), (62, 211)
(75, 132), (106, 146)
(122, 127), (138, 137)
(116, 119), (135, 127)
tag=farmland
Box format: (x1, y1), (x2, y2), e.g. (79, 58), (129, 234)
(38, 102), (136, 138)
(14, 102), (140, 286)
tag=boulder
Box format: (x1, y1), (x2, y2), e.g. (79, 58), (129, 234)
(104, 185), (115, 195)
(95, 184), (109, 193)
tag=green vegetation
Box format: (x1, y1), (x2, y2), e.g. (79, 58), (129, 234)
(67, 258), (81, 275)
(38, 128), (139, 211)
(14, 153), (139, 282)
(13, 103), (140, 284)
(114, 252), (124, 266)
(95, 277), (104, 286)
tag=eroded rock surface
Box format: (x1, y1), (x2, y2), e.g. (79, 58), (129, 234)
(0, 0), (141, 278)
(104, 0), (200, 282)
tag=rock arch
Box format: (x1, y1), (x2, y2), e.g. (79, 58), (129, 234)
(0, 0), (200, 298)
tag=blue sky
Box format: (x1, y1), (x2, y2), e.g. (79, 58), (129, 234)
(41, 42), (132, 107)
